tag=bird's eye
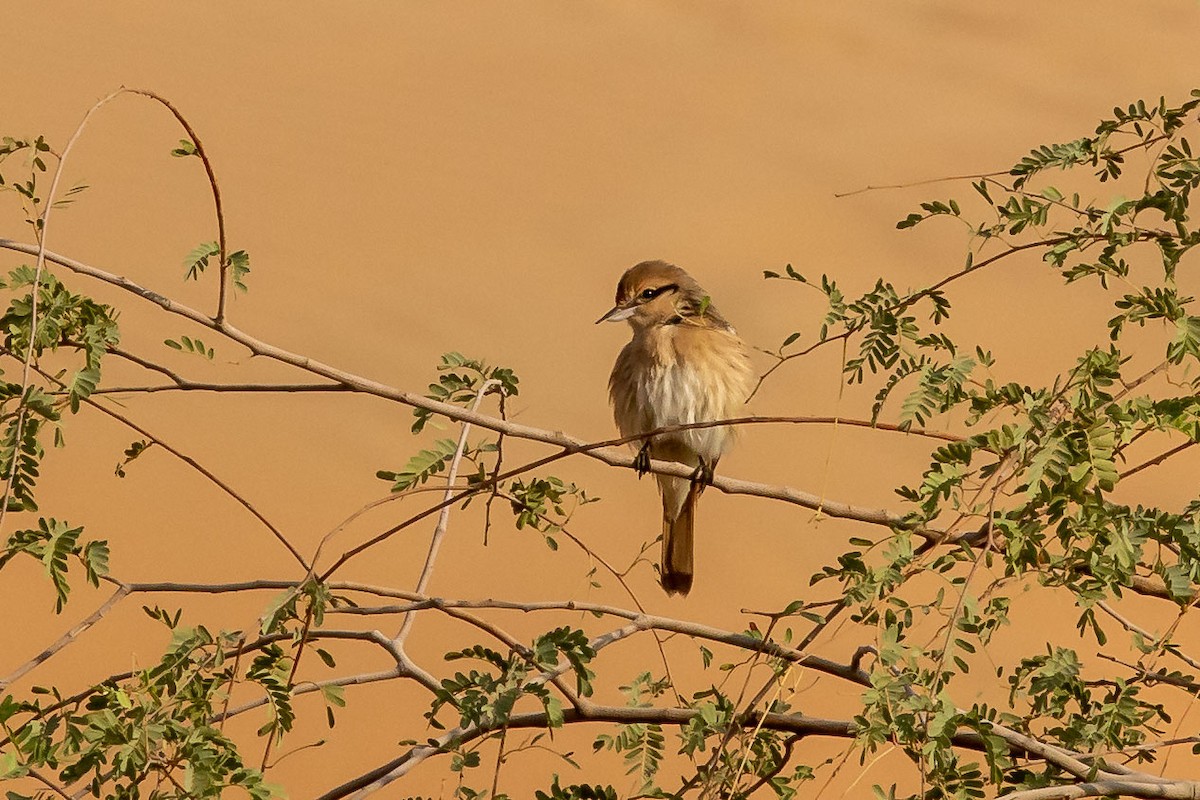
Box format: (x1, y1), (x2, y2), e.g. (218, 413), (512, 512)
(636, 283), (678, 302)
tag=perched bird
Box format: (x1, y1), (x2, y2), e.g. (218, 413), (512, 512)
(597, 260), (753, 596)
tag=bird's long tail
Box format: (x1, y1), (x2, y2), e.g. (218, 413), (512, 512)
(661, 481), (700, 596)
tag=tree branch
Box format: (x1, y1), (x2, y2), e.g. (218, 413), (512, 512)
(0, 586), (129, 690)
(0, 240), (930, 545)
(1001, 778), (1200, 800)
(13, 354), (309, 570)
(314, 702), (1011, 800)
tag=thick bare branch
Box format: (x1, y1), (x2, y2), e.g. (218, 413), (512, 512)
(1001, 778), (1200, 800)
(0, 240), (925, 542)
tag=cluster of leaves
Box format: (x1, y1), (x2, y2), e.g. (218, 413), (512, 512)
(381, 353), (597, 551)
(1, 265), (120, 409)
(0, 517), (108, 611)
(795, 90), (1200, 797)
(181, 241), (250, 294)
(164, 334), (214, 360)
(0, 615), (280, 799)
(0, 264), (118, 519)
(0, 135), (67, 235)
(429, 627), (595, 732)
(410, 351), (519, 435)
(380, 352), (519, 491)
(1007, 646), (1168, 754)
(424, 627), (597, 798)
(592, 658), (817, 800)
(377, 436), (498, 493)
(114, 439), (153, 478)
(593, 673), (670, 793)
(507, 475), (598, 550)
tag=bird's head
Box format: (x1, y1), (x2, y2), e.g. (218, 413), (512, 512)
(596, 260), (717, 331)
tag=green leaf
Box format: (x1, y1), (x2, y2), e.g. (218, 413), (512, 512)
(171, 139), (198, 157)
(82, 540), (110, 586)
(164, 335), (214, 359)
(227, 250), (251, 293)
(320, 683), (346, 707)
(385, 438), (460, 492)
(543, 694), (564, 728)
(183, 241), (220, 281)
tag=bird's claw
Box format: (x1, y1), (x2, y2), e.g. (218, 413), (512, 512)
(690, 458), (714, 493)
(633, 442), (652, 478)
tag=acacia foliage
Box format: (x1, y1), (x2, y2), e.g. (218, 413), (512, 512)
(2, 91), (1200, 799)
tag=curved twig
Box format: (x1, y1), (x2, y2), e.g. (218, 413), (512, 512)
(11, 354), (307, 570)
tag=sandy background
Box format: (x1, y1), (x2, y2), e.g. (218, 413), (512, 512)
(4, 2), (1200, 796)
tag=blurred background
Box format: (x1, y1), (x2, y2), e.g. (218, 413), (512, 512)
(4, 2), (1200, 796)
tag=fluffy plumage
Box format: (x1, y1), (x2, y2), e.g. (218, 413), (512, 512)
(599, 260), (753, 595)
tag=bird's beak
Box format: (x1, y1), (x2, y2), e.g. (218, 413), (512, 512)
(595, 305), (635, 324)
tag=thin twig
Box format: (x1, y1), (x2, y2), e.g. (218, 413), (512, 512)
(0, 586), (130, 689)
(29, 768), (74, 799)
(122, 88), (230, 321)
(492, 490), (677, 690)
(747, 231), (1159, 400)
(832, 134), (1170, 199)
(1096, 601), (1200, 671)
(17, 355), (308, 570)
(394, 379), (499, 644)
(1120, 440), (1197, 480)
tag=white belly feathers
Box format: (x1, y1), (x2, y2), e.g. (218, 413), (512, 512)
(637, 361), (735, 461)
(609, 324), (751, 464)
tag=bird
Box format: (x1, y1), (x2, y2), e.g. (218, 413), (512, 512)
(597, 260), (753, 596)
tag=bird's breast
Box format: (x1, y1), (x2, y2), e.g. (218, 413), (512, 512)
(610, 326), (752, 461)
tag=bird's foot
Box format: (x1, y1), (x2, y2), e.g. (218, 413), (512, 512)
(690, 457), (714, 493)
(633, 441), (652, 478)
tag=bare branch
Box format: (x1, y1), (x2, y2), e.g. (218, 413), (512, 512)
(121, 88), (230, 320)
(0, 240), (928, 545)
(28, 768), (74, 799)
(1120, 440), (1197, 481)
(110, 578), (871, 688)
(1001, 778), (1200, 800)
(0, 586), (129, 690)
(94, 381), (349, 394)
(52, 364), (308, 570)
(314, 701), (1034, 800)
(215, 667), (405, 724)
(3, 349), (307, 570)
(318, 705), (864, 799)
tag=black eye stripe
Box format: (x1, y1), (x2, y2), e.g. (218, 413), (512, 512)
(638, 283), (678, 301)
